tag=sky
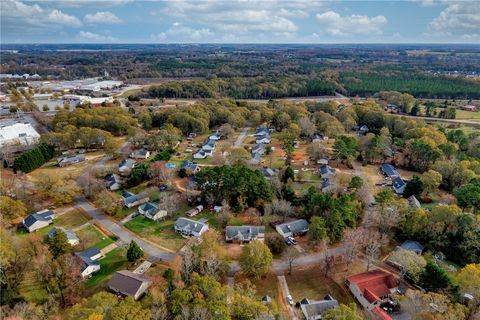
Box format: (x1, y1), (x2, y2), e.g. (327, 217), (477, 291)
(1, 0), (479, 44)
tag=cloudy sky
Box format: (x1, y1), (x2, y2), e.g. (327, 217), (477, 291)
(1, 0), (479, 44)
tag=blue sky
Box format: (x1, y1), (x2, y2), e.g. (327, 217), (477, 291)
(1, 0), (479, 43)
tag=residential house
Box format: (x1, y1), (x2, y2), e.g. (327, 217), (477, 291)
(181, 161), (200, 174)
(105, 173), (122, 191)
(174, 217), (209, 237)
(345, 269), (398, 311)
(255, 128), (270, 136)
(48, 227), (79, 246)
(407, 195), (421, 209)
(396, 240), (424, 255)
(118, 159), (136, 176)
(76, 247), (103, 278)
(225, 226), (265, 243)
(321, 178), (333, 193)
(252, 143), (266, 156)
(23, 209), (56, 232)
(186, 205), (204, 217)
(320, 165), (336, 178)
(276, 219), (309, 238)
(263, 168), (277, 180)
(209, 132), (222, 141)
(139, 202), (167, 221)
(108, 270), (151, 300)
(256, 133), (271, 144)
(300, 295), (339, 320)
(392, 177), (406, 195)
(193, 150), (207, 159)
(380, 164), (400, 179)
(130, 149), (150, 160)
(122, 191), (149, 208)
(57, 154), (86, 167)
(202, 140), (216, 153)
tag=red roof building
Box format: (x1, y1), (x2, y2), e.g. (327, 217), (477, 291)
(372, 307), (393, 320)
(462, 105), (478, 111)
(345, 269), (398, 310)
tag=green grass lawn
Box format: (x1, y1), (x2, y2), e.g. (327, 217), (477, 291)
(194, 210), (219, 229)
(86, 247), (128, 288)
(455, 110), (480, 121)
(124, 216), (187, 251)
(229, 216), (244, 226)
(76, 225), (116, 250)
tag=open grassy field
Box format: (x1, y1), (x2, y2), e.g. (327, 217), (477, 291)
(285, 265), (354, 305)
(86, 247), (128, 288)
(76, 225), (116, 250)
(124, 216), (187, 251)
(56, 208), (92, 229)
(455, 110), (480, 122)
(27, 151), (105, 183)
(18, 271), (49, 304)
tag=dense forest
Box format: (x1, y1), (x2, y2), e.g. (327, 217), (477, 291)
(1, 44), (479, 99)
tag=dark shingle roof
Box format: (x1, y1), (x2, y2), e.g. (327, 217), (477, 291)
(399, 240), (424, 253)
(108, 270), (150, 297)
(23, 210), (54, 228)
(277, 219), (309, 235)
(175, 217), (208, 233)
(381, 164), (399, 177)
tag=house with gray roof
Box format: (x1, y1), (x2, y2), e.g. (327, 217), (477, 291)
(130, 148), (150, 159)
(202, 140), (216, 152)
(57, 154), (85, 167)
(122, 191), (149, 208)
(256, 133), (271, 144)
(139, 202), (167, 221)
(174, 217), (209, 238)
(181, 161), (200, 174)
(225, 226), (265, 243)
(193, 149), (207, 159)
(255, 127), (271, 136)
(380, 164), (400, 179)
(23, 209), (56, 232)
(263, 168), (277, 180)
(48, 227), (79, 246)
(396, 240), (424, 255)
(108, 270), (151, 300)
(320, 165), (336, 178)
(209, 132), (222, 141)
(118, 159), (136, 176)
(76, 247), (103, 278)
(105, 173), (122, 191)
(300, 296), (339, 320)
(276, 219), (309, 238)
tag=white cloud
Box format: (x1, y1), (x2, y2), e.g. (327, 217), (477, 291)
(315, 11), (387, 36)
(151, 23), (213, 42)
(429, 2), (480, 31)
(461, 33), (480, 41)
(84, 11), (122, 24)
(1, 0), (82, 28)
(78, 30), (116, 42)
(44, 0), (131, 8)
(160, 0), (325, 38)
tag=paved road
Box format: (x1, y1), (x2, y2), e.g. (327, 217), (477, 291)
(233, 126), (251, 148)
(75, 197), (177, 262)
(389, 112), (480, 126)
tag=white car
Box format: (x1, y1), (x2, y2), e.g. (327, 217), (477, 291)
(286, 295), (294, 305)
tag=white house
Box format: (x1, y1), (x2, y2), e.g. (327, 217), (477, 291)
(122, 191), (150, 208)
(174, 217), (209, 238)
(118, 159), (136, 176)
(130, 149), (150, 160)
(193, 150), (207, 159)
(48, 227), (79, 246)
(105, 174), (122, 191)
(76, 247), (103, 278)
(225, 226), (265, 243)
(23, 209), (56, 232)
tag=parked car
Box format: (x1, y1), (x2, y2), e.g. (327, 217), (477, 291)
(287, 236), (297, 245)
(286, 295), (294, 305)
